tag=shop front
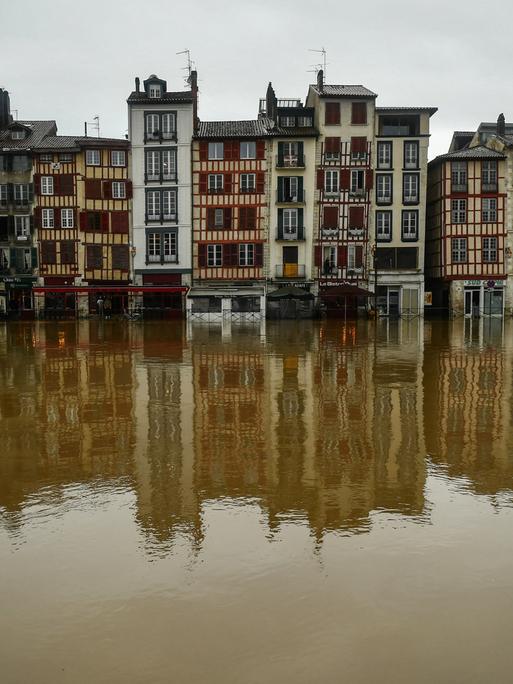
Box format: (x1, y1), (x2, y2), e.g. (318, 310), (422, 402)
(0, 276), (36, 320)
(460, 279), (505, 318)
(319, 284), (372, 318)
(141, 274), (185, 319)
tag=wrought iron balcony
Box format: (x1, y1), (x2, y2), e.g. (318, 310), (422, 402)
(275, 263), (306, 278)
(276, 155), (305, 169)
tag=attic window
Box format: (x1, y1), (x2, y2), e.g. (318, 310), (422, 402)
(149, 85), (161, 98)
(12, 130), (26, 140)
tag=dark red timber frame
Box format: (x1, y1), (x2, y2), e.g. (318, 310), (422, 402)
(194, 138), (266, 281)
(314, 137), (373, 286)
(439, 159), (507, 281)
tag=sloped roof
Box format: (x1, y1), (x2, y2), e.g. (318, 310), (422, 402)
(196, 120), (269, 138)
(431, 145), (506, 163)
(35, 135), (128, 151)
(0, 120), (57, 149)
(376, 106), (437, 116)
(127, 90), (193, 104)
(310, 84), (377, 98)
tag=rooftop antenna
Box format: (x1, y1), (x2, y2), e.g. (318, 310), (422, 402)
(176, 49), (195, 85)
(308, 47), (328, 80)
(85, 116), (100, 138)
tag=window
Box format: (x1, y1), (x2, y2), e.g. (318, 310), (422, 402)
(283, 209), (298, 237)
(404, 141), (419, 169)
(239, 243), (254, 266)
(146, 191), (161, 220)
(146, 151), (160, 180)
(325, 170), (339, 194)
(298, 116), (312, 127)
(376, 211), (392, 241)
(240, 142), (256, 159)
(41, 176), (54, 195)
(212, 208), (224, 228)
(40, 154), (53, 162)
(86, 150), (100, 166)
(145, 113), (159, 138)
(451, 199), (466, 223)
(162, 150), (176, 180)
(145, 112), (176, 140)
(377, 142), (392, 169)
(325, 102), (340, 125)
(325, 137), (340, 159)
(111, 150), (126, 167)
(149, 85), (161, 98)
(482, 197), (497, 222)
(61, 208), (74, 228)
(86, 245), (103, 269)
(347, 244), (356, 270)
(12, 130), (26, 140)
(14, 216), (30, 238)
(208, 142), (224, 160)
(402, 210), (418, 240)
(0, 247), (8, 270)
(240, 174), (256, 192)
(147, 231), (177, 263)
(59, 153), (73, 162)
(403, 174), (419, 203)
(0, 185), (7, 206)
(60, 240), (75, 264)
(451, 238), (467, 263)
(280, 176), (299, 201)
(162, 113), (176, 139)
(86, 212), (102, 231)
(112, 182), (126, 199)
(351, 137), (367, 160)
(322, 246), (337, 274)
(146, 150), (177, 181)
(208, 174), (224, 192)
(279, 116), (295, 127)
(351, 102), (367, 124)
(207, 244), (222, 266)
(11, 155), (30, 172)
(482, 160), (498, 190)
(482, 236), (498, 262)
(376, 174), (392, 203)
(451, 161), (467, 191)
(147, 232), (161, 262)
(162, 190), (176, 219)
(163, 232), (177, 262)
(42, 208), (54, 228)
(146, 189), (177, 220)
(350, 170), (365, 195)
(112, 245), (130, 270)
(14, 184), (29, 205)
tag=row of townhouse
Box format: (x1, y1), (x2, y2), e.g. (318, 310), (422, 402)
(1, 69), (512, 320)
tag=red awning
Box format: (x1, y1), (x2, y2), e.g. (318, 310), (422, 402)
(33, 286), (189, 295)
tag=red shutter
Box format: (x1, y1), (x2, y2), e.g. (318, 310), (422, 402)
(255, 243), (263, 266)
(351, 102), (367, 125)
(126, 181), (133, 199)
(256, 140), (265, 159)
(248, 207), (256, 230)
(54, 207), (61, 229)
(59, 174), (74, 195)
(325, 137), (340, 154)
(199, 141), (209, 161)
(101, 212), (110, 232)
(224, 173), (233, 194)
(102, 181), (112, 199)
(53, 175), (61, 196)
(351, 137), (367, 154)
(355, 245), (363, 267)
(314, 245), (322, 267)
(207, 208), (216, 229)
(365, 169), (374, 189)
(349, 206), (365, 228)
(79, 212), (87, 231)
(85, 179), (102, 199)
(316, 169), (325, 190)
(325, 102), (340, 125)
(33, 174), (41, 195)
(227, 140), (239, 161)
(323, 206), (338, 228)
(198, 243), (207, 267)
(33, 207), (41, 229)
(337, 246), (348, 267)
(238, 207), (246, 230)
(223, 243), (232, 267)
(340, 169), (351, 190)
(224, 207), (232, 229)
(199, 173), (207, 193)
(111, 211), (129, 233)
(256, 172), (265, 194)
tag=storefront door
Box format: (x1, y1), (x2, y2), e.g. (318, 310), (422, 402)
(483, 289), (503, 316)
(464, 289), (481, 317)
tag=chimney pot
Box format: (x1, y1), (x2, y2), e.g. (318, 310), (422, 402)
(135, 77), (140, 93)
(497, 113), (505, 137)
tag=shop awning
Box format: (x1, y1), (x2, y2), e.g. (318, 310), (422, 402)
(33, 286), (189, 295)
(267, 286), (314, 300)
(320, 285), (373, 297)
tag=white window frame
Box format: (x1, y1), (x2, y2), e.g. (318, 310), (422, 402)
(208, 174), (224, 192)
(451, 237), (467, 263)
(298, 116), (312, 127)
(350, 169), (365, 195)
(161, 113), (176, 139)
(377, 174), (392, 202)
(404, 142), (418, 169)
(42, 208), (54, 228)
(146, 150), (160, 180)
(240, 142), (256, 159)
(402, 211), (418, 240)
(14, 184), (29, 204)
(323, 246), (336, 272)
(377, 142), (392, 169)
(112, 182), (126, 199)
(85, 150), (100, 166)
(325, 170), (339, 194)
(162, 149), (176, 180)
(482, 160), (498, 187)
(280, 116), (295, 127)
(162, 190), (177, 220)
(451, 161), (467, 189)
(240, 173), (256, 192)
(148, 232), (161, 262)
(482, 197), (497, 222)
(208, 142), (224, 160)
(145, 113), (160, 138)
(207, 244), (222, 267)
(149, 85), (161, 98)
(12, 130), (25, 140)
(283, 209), (298, 237)
(214, 208), (224, 228)
(403, 174), (419, 203)
(111, 150), (126, 167)
(41, 176), (54, 195)
(59, 153), (73, 162)
(347, 244), (356, 270)
(40, 154), (53, 162)
(61, 208), (74, 228)
(376, 211), (392, 240)
(163, 232), (177, 262)
(482, 236), (498, 263)
(146, 191), (161, 220)
(14, 215), (30, 238)
(451, 199), (466, 224)
(239, 243), (254, 266)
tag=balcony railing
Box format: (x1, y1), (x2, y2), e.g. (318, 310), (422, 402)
(349, 188), (366, 198)
(321, 227), (338, 238)
(276, 155), (305, 168)
(276, 226), (305, 241)
(403, 193), (419, 204)
(348, 226), (365, 238)
(146, 213), (178, 223)
(145, 172), (178, 183)
(275, 263), (306, 278)
(144, 130), (177, 143)
(376, 194), (392, 203)
(276, 190), (305, 203)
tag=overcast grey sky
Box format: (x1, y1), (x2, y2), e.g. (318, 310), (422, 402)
(2, 0), (512, 158)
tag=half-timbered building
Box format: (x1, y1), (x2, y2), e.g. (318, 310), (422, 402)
(189, 121), (269, 321)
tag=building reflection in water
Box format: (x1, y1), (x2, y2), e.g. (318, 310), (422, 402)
(1, 317), (512, 554)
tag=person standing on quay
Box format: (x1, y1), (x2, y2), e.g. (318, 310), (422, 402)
(96, 295), (104, 317)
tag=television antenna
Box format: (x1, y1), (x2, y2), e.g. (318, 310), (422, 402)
(176, 49), (196, 85)
(308, 47), (328, 79)
(84, 115), (100, 138)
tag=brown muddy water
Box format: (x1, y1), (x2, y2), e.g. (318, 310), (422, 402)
(1, 318), (513, 684)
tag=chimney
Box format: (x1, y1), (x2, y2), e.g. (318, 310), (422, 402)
(266, 82), (277, 121)
(0, 89), (11, 129)
(190, 70), (199, 132)
(135, 77), (140, 93)
(317, 69), (324, 92)
(497, 113), (505, 137)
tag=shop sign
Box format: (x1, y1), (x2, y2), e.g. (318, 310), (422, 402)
(424, 291), (432, 306)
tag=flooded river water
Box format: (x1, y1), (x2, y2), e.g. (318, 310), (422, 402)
(1, 318), (513, 683)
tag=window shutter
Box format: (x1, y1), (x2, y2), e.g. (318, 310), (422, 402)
(224, 173), (233, 194)
(199, 174), (207, 193)
(198, 243), (207, 267)
(277, 142), (284, 166)
(277, 176), (284, 201)
(112, 245), (129, 270)
(28, 183), (34, 202)
(53, 208), (61, 229)
(60, 174), (74, 195)
(314, 245), (322, 267)
(207, 208), (216, 229)
(7, 183), (14, 201)
(229, 140), (239, 161)
(79, 212), (87, 231)
(316, 169), (324, 190)
(351, 102), (367, 125)
(33, 207), (41, 230)
(298, 208), (304, 229)
(351, 137), (367, 154)
(349, 206), (365, 227)
(224, 207), (232, 229)
(111, 211), (129, 233)
(9, 248), (17, 268)
(238, 207), (246, 230)
(256, 172), (265, 194)
(256, 140), (265, 159)
(278, 209), (284, 239)
(325, 102), (340, 125)
(340, 169), (351, 190)
(365, 169), (374, 189)
(355, 245), (363, 267)
(199, 141), (209, 161)
(323, 206), (338, 228)
(33, 174), (41, 195)
(248, 207), (256, 230)
(101, 212), (110, 232)
(102, 181), (112, 199)
(126, 181), (133, 199)
(255, 243), (263, 266)
(337, 246), (348, 267)
(31, 247), (38, 269)
(223, 243), (234, 267)
(85, 179), (102, 199)
(53, 175), (61, 196)
(297, 141), (304, 162)
(325, 137), (340, 154)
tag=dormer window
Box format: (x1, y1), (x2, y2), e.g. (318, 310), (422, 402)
(280, 116), (295, 127)
(12, 130), (26, 140)
(149, 85), (161, 98)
